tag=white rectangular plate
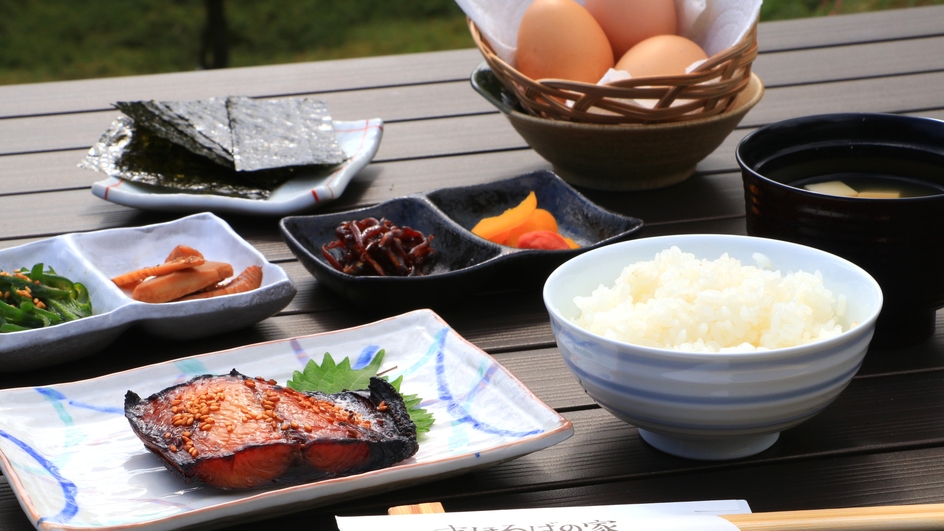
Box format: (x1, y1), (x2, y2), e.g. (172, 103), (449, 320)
(90, 119), (382, 216)
(0, 309), (573, 531)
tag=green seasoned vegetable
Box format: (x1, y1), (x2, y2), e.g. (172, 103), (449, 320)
(287, 349), (435, 435)
(0, 264), (93, 333)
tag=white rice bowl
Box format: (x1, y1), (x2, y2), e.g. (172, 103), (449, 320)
(545, 234), (883, 460)
(571, 246), (852, 352)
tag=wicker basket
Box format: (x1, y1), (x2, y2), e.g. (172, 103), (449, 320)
(469, 18), (759, 125)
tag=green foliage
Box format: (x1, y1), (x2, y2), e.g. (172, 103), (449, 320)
(0, 0), (205, 83)
(224, 0), (465, 52)
(0, 0), (472, 85)
(762, 0), (943, 20)
(286, 350), (435, 435)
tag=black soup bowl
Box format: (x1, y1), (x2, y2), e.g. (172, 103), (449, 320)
(737, 113), (944, 348)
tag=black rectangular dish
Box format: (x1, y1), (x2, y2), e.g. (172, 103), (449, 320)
(279, 171), (643, 314)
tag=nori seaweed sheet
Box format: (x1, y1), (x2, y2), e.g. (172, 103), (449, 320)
(227, 96), (347, 172)
(114, 96), (347, 173)
(114, 100), (234, 168)
(295, 97), (347, 165)
(159, 98), (234, 160)
(79, 116), (302, 199)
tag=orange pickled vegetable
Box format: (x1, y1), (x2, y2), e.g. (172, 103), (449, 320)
(490, 230), (511, 246)
(131, 261), (234, 303)
(507, 209), (559, 247)
(111, 255), (205, 287)
(471, 191), (580, 249)
(165, 244), (205, 262)
(517, 230), (571, 250)
(177, 265), (263, 301)
(471, 192), (537, 242)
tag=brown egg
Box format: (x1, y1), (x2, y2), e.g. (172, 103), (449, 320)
(585, 0), (677, 59)
(615, 35), (708, 79)
(516, 0), (614, 84)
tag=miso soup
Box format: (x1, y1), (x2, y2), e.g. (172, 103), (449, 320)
(792, 173), (944, 199)
(755, 143), (944, 200)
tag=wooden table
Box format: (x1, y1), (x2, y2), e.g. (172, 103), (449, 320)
(2, 6), (944, 530)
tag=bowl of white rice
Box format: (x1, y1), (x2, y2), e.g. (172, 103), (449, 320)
(543, 234), (883, 460)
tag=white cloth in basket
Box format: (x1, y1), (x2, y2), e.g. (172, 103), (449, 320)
(456, 0), (762, 69)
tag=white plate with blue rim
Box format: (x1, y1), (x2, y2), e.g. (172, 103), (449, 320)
(89, 119), (382, 216)
(0, 212), (296, 372)
(0, 309), (572, 531)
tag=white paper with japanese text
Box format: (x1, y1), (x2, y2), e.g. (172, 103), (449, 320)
(336, 499), (751, 531)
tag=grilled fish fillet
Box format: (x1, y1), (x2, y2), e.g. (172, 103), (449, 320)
(124, 370), (418, 489)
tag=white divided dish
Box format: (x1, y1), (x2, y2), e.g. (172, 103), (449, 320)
(90, 119), (382, 216)
(544, 234), (884, 460)
(0, 213), (296, 372)
(0, 309), (573, 531)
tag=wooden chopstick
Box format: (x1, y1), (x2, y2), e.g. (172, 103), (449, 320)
(720, 503), (944, 530)
(388, 502), (445, 515)
(388, 502), (944, 530)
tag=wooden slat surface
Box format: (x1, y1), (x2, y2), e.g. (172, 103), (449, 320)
(756, 4), (944, 52)
(6, 47), (944, 160)
(0, 49), (484, 118)
(1, 6), (944, 531)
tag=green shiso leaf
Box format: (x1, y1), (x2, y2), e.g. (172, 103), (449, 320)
(287, 350), (384, 394)
(385, 375), (435, 435)
(285, 349), (434, 435)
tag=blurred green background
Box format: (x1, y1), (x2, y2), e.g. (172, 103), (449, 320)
(1, 0), (941, 85)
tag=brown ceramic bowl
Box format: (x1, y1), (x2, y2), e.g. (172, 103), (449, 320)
(737, 113), (944, 348)
(471, 62), (764, 191)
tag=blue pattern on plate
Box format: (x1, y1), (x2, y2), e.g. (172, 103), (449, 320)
(35, 388), (123, 416)
(397, 329), (444, 379)
(172, 358), (210, 383)
(290, 338), (310, 366)
(353, 345), (381, 370)
(434, 330), (544, 438)
(0, 429), (78, 525)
